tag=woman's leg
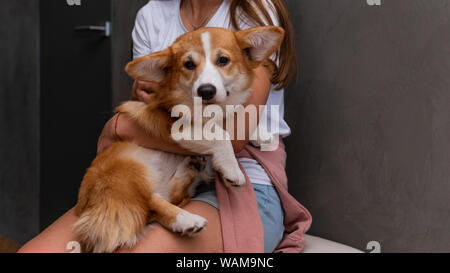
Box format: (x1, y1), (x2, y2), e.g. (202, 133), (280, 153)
(18, 201), (223, 253)
(118, 201), (222, 253)
(17, 207), (79, 253)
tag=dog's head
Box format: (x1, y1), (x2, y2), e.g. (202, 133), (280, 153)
(126, 26), (284, 108)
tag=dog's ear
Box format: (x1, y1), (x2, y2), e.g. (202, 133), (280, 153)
(235, 26), (285, 68)
(125, 49), (171, 82)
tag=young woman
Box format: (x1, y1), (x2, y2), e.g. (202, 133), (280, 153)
(18, 0), (300, 253)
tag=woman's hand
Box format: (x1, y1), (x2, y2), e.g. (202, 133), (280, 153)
(97, 79), (161, 154)
(97, 79), (176, 155)
(131, 80), (158, 103)
(97, 114), (120, 154)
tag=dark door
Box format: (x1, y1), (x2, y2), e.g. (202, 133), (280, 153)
(40, 0), (112, 229)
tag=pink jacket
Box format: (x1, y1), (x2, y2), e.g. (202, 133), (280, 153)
(215, 139), (312, 253)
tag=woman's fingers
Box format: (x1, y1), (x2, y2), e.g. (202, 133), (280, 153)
(137, 80), (157, 92)
(97, 80), (158, 154)
(136, 80), (157, 103)
(136, 88), (153, 103)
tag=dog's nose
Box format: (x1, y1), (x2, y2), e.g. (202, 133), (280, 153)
(197, 84), (216, 101)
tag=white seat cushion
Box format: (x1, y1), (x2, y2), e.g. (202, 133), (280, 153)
(302, 234), (363, 253)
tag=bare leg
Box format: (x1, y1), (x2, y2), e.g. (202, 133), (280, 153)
(17, 201), (222, 253)
(17, 208), (79, 253)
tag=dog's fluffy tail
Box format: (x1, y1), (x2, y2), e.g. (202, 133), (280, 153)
(73, 198), (147, 253)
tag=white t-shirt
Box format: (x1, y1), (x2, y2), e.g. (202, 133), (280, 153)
(132, 0), (290, 185)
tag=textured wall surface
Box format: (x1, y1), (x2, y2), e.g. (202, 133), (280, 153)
(284, 0), (450, 252)
(0, 0), (40, 244)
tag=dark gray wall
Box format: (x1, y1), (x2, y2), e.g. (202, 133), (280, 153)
(284, 0), (450, 252)
(0, 0), (40, 244)
(0, 0), (147, 244)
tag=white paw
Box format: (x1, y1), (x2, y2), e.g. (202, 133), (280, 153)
(218, 163), (246, 187)
(171, 211), (207, 236)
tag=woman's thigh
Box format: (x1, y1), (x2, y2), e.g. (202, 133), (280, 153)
(18, 201), (223, 253)
(118, 201), (223, 253)
(17, 208), (79, 253)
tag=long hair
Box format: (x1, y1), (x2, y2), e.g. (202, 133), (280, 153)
(229, 0), (297, 90)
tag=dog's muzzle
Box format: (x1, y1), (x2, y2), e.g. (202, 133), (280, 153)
(197, 84), (216, 101)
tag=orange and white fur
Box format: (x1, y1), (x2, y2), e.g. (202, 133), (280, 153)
(73, 26), (284, 252)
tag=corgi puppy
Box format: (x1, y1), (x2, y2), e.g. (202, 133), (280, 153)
(73, 26), (285, 253)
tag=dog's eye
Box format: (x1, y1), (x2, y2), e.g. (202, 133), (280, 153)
(217, 56), (230, 67)
(184, 60), (196, 70)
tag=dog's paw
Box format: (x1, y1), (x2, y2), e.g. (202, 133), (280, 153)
(218, 164), (246, 187)
(186, 156), (207, 172)
(171, 210), (207, 236)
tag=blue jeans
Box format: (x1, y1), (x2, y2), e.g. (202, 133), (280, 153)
(192, 183), (285, 253)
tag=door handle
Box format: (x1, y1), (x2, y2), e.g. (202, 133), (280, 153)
(74, 21), (111, 37)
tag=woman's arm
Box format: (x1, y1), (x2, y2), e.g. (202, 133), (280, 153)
(98, 63), (273, 155)
(230, 62), (273, 152)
